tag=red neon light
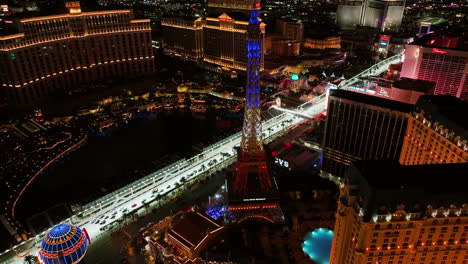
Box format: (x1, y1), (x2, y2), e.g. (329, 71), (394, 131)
(380, 36), (389, 41)
(83, 228), (91, 244)
(271, 151), (278, 156)
(255, 3), (260, 7)
(15, 251), (29, 258)
(65, 2), (80, 7)
(432, 48), (447, 54)
(284, 142), (292, 149)
(219, 18), (232, 22)
(238, 215), (274, 223)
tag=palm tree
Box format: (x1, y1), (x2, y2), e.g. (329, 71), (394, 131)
(174, 182), (181, 195)
(156, 194), (163, 207)
(220, 153), (226, 160)
(179, 177), (187, 191)
(23, 254), (37, 264)
(123, 211), (131, 225)
(142, 200), (150, 215)
(117, 217), (124, 228)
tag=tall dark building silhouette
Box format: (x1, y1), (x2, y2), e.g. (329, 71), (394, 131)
(322, 89), (411, 178)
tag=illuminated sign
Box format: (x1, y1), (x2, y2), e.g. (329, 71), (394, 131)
(65, 1), (80, 8)
(432, 48), (447, 54)
(377, 87), (390, 98)
(291, 73), (299, 81)
(380, 36), (390, 41)
(242, 198), (266, 202)
(378, 35), (390, 51)
(65, 1), (81, 13)
(1, 4), (8, 11)
(219, 18), (233, 22)
(275, 157), (289, 168)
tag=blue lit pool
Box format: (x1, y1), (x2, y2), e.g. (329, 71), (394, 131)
(302, 228), (334, 264)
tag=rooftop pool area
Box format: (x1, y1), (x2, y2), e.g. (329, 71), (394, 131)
(302, 228), (334, 264)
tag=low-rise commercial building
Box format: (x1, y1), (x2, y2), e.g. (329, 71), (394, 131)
(147, 209), (225, 264)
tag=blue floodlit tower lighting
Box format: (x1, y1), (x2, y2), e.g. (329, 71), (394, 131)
(240, 9), (264, 161)
(227, 8), (284, 224)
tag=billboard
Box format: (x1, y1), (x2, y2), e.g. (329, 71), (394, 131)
(378, 35), (390, 55)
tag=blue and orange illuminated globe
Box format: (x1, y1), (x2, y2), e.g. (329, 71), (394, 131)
(39, 223), (89, 264)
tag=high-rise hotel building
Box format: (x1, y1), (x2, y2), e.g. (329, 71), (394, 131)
(401, 34), (468, 101)
(322, 89), (411, 178)
(336, 0), (405, 31)
(208, 0), (260, 15)
(161, 0), (265, 72)
(399, 95), (468, 165)
(203, 12), (264, 72)
(0, 2), (154, 106)
(161, 17), (204, 61)
(330, 160), (468, 264)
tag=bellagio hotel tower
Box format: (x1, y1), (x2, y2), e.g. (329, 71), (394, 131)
(0, 2), (154, 106)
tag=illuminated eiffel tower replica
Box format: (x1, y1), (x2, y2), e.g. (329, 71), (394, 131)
(225, 8), (284, 224)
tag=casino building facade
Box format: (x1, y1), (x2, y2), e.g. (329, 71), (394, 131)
(400, 35), (468, 101)
(399, 95), (468, 165)
(0, 1), (154, 106)
(161, 0), (265, 72)
(329, 161), (468, 264)
(336, 0), (405, 31)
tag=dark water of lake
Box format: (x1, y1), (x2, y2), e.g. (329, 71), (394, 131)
(15, 110), (241, 221)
